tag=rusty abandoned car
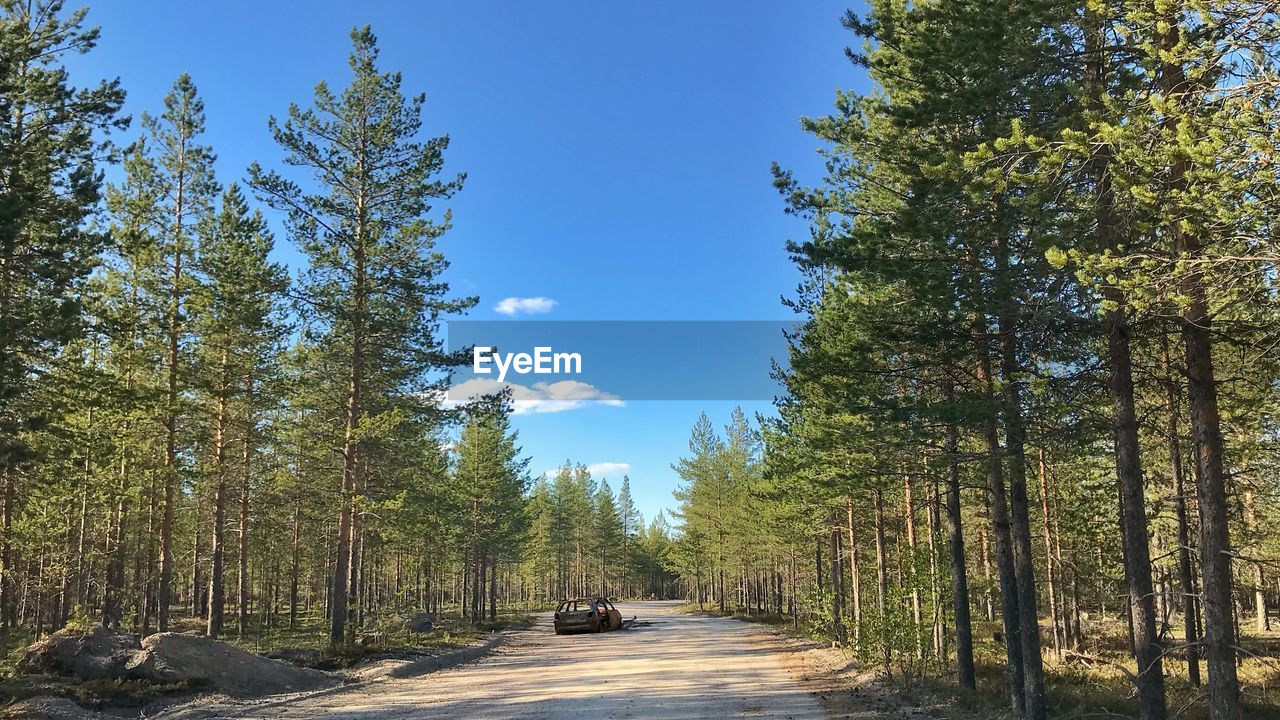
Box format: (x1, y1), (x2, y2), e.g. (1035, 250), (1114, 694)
(553, 597), (623, 634)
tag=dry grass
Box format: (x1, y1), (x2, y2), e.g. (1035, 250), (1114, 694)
(686, 605), (1280, 718)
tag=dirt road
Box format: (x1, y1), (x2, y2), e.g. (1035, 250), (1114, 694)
(161, 601), (827, 719)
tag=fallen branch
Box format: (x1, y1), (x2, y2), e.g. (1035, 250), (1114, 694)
(1062, 651), (1137, 682)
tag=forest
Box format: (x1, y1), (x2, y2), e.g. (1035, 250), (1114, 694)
(0, 0), (678, 660)
(4, 0), (1280, 719)
(665, 2), (1280, 720)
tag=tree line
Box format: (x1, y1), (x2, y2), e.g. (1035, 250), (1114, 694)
(0, 0), (676, 650)
(669, 3), (1279, 720)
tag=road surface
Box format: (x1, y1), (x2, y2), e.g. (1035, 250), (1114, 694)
(168, 601), (827, 719)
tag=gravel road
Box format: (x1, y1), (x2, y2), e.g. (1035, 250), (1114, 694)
(161, 600), (827, 720)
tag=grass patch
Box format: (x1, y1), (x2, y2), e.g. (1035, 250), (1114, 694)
(674, 602), (794, 625)
(222, 611), (536, 669)
(0, 673), (199, 708)
(681, 606), (1280, 718)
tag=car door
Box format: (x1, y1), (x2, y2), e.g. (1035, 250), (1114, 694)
(601, 598), (621, 630)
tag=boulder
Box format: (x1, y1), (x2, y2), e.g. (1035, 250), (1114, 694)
(3, 696), (107, 720)
(408, 612), (435, 633)
(20, 627), (143, 681)
(130, 633), (332, 697)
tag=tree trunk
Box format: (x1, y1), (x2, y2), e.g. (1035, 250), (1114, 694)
(995, 301), (1046, 720)
(1106, 302), (1168, 719)
(330, 214), (366, 642)
(207, 358), (230, 638)
(927, 462), (944, 659)
(1155, 16), (1241, 718)
(945, 411), (976, 690)
(1, 465), (14, 629)
(1036, 450), (1061, 660)
(142, 473), (157, 633)
(158, 130), (189, 633)
(191, 491), (202, 619)
(973, 317), (1026, 717)
(873, 489), (888, 618)
(979, 526), (994, 623)
(814, 536), (823, 620)
(237, 423), (251, 636)
(903, 469), (923, 658)
(102, 446), (129, 629)
(74, 400), (93, 617)
(873, 488), (890, 670)
(1181, 287), (1241, 720)
(830, 525), (844, 642)
(1244, 490), (1267, 633)
(353, 518), (365, 629)
(847, 497), (862, 649)
(489, 555), (498, 622)
(289, 501), (301, 629)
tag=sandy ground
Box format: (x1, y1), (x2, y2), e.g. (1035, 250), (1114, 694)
(156, 601), (829, 720)
(757, 630), (957, 720)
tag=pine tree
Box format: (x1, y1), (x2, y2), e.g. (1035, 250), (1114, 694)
(524, 477), (557, 602)
(140, 73), (218, 631)
(0, 0), (125, 623)
(453, 407), (529, 622)
(673, 413), (733, 612)
(193, 183), (287, 638)
(248, 26), (475, 644)
(593, 479), (623, 597)
(772, 2), (1084, 712)
(100, 139), (165, 630)
(617, 476), (640, 596)
(0, 0), (125, 461)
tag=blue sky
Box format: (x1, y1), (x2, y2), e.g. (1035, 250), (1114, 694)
(67, 1), (869, 524)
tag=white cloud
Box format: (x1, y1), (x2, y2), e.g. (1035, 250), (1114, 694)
(586, 462), (631, 476)
(494, 296), (557, 316)
(446, 378), (623, 415)
(542, 462), (631, 479)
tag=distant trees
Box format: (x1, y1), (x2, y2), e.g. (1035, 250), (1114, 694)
(522, 465), (674, 602)
(671, 409), (775, 616)
(592, 480), (622, 597)
(454, 410), (529, 621)
(522, 461), (680, 597)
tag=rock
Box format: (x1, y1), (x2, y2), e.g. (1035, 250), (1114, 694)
(3, 696), (107, 720)
(19, 627), (336, 699)
(408, 612), (435, 633)
(20, 627), (142, 681)
(409, 607), (435, 630)
(133, 633), (332, 697)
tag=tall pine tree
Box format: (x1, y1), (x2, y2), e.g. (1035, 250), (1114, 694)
(249, 27), (475, 644)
